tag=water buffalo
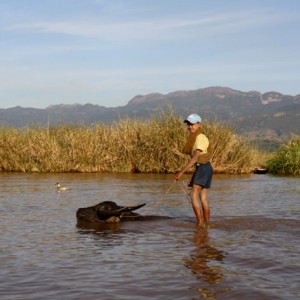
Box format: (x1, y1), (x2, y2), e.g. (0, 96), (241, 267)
(76, 201), (170, 224)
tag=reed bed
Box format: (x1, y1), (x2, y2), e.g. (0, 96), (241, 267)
(267, 137), (300, 175)
(0, 112), (261, 174)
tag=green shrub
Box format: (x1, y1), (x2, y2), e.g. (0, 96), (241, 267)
(267, 138), (300, 175)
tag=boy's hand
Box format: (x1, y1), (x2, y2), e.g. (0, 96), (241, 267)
(174, 172), (183, 181)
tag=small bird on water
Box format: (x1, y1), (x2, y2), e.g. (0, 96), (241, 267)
(56, 182), (71, 192)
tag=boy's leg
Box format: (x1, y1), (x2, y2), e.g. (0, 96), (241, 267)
(200, 188), (210, 224)
(191, 185), (204, 224)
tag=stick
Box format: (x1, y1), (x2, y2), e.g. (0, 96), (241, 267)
(165, 180), (177, 194)
(165, 180), (190, 195)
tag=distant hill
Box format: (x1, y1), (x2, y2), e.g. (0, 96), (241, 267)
(1, 87), (299, 150)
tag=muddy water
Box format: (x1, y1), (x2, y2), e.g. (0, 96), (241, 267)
(0, 173), (299, 299)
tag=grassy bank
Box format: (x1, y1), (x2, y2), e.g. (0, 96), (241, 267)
(267, 137), (300, 175)
(0, 112), (263, 174)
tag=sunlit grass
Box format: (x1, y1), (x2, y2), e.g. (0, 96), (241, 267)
(0, 112), (267, 174)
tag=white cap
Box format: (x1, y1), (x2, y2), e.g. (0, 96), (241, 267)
(184, 114), (202, 124)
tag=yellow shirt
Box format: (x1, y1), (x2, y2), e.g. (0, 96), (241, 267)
(192, 133), (209, 155)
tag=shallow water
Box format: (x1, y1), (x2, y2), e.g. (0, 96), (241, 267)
(0, 173), (299, 300)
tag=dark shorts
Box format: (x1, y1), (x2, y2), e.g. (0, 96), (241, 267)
(191, 162), (213, 189)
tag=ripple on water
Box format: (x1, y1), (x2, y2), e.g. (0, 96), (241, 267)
(0, 173), (299, 300)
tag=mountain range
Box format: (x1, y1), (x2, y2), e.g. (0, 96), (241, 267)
(1, 87), (299, 150)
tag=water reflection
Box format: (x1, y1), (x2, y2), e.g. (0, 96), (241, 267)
(184, 227), (229, 299)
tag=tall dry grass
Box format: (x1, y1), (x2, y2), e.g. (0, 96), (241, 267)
(203, 122), (260, 174)
(0, 112), (262, 174)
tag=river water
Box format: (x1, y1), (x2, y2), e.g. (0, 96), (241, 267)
(0, 173), (299, 300)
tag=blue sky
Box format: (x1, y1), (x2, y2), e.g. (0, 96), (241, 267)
(0, 0), (299, 108)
